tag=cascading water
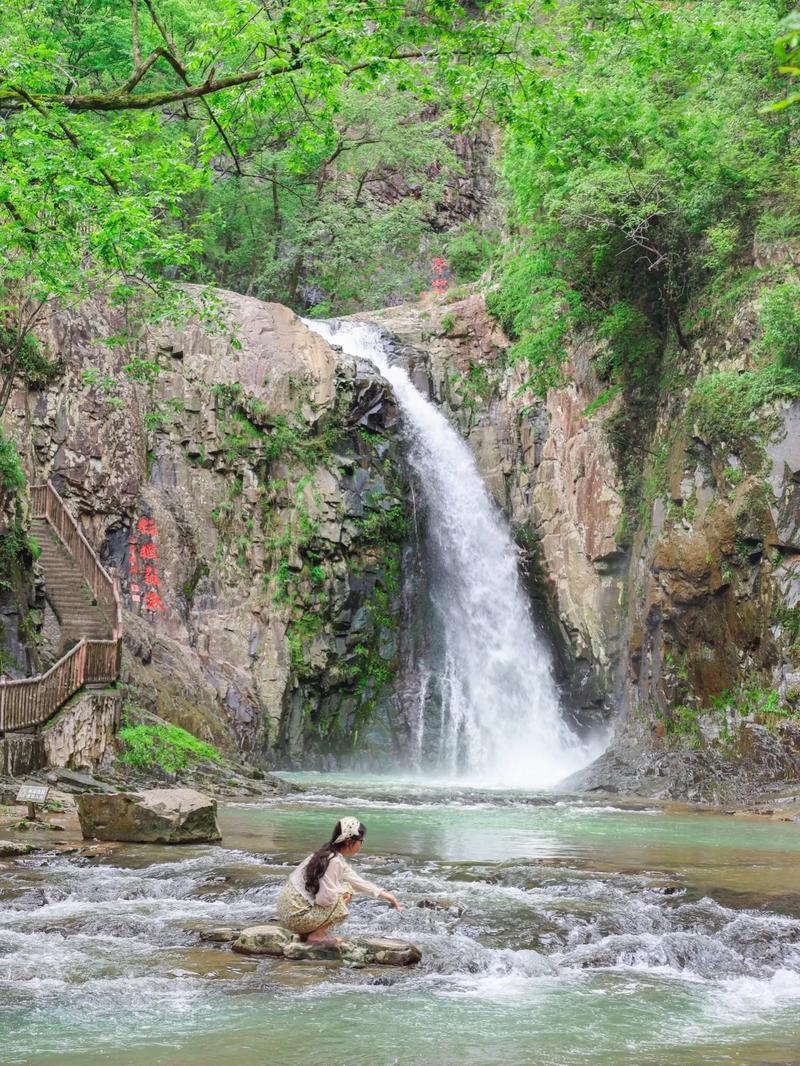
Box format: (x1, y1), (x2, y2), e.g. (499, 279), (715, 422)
(307, 319), (603, 787)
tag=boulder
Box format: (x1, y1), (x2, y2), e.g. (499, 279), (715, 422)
(230, 923), (421, 966)
(284, 936), (421, 966)
(77, 788), (221, 843)
(416, 898), (465, 917)
(232, 924), (293, 956)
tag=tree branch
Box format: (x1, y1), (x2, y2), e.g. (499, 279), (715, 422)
(0, 49), (457, 113)
(119, 47), (185, 93)
(8, 85), (120, 193)
(142, 0), (242, 174)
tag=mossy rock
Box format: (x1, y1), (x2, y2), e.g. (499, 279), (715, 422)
(230, 924), (421, 966)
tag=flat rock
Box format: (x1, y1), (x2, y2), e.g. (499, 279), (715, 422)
(200, 926), (242, 944)
(231, 924), (421, 966)
(55, 769), (117, 794)
(77, 788), (221, 843)
(0, 839), (36, 858)
(284, 936), (421, 966)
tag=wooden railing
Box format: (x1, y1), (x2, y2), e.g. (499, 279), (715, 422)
(30, 482), (122, 639)
(0, 482), (123, 731)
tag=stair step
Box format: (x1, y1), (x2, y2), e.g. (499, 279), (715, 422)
(32, 519), (114, 644)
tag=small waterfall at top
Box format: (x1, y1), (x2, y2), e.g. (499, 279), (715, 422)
(308, 318), (600, 787)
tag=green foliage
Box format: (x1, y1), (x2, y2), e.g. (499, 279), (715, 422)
(123, 358), (162, 384)
(447, 226), (494, 283)
(117, 718), (224, 774)
(687, 365), (800, 449)
(357, 506), (408, 545)
(286, 614), (325, 675)
(702, 223), (741, 273)
(195, 89), (456, 312)
(582, 385), (621, 419)
(660, 705), (704, 749)
(0, 430), (37, 593)
(0, 525), (37, 593)
(767, 10), (800, 110)
(0, 327), (60, 390)
(0, 431), (25, 497)
(757, 283), (800, 370)
(774, 603), (800, 657)
(0, 0), (518, 370)
(491, 0), (791, 402)
(182, 561), (210, 607)
(486, 245), (579, 395)
(441, 312), (456, 335)
(450, 360), (500, 417)
(594, 303), (660, 385)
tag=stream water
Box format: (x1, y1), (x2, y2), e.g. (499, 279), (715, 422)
(2, 774), (799, 1065)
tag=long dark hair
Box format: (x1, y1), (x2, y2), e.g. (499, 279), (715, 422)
(304, 819), (366, 898)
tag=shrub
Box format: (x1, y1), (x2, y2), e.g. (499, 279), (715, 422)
(687, 364), (800, 448)
(757, 282), (800, 370)
(0, 431), (25, 496)
(447, 226), (493, 282)
(117, 720), (224, 773)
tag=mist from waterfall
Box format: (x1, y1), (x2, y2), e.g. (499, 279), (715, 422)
(308, 318), (603, 787)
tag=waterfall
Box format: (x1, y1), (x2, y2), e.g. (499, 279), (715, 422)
(307, 319), (600, 787)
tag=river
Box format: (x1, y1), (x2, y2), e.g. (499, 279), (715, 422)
(2, 773), (799, 1065)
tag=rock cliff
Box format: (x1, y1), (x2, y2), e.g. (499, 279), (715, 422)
(4, 261), (799, 798)
(361, 276), (800, 801)
(5, 289), (411, 766)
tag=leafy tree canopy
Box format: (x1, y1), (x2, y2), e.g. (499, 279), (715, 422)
(0, 0), (511, 406)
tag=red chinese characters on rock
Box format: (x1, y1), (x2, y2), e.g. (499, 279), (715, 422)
(128, 515), (165, 612)
(431, 256), (449, 294)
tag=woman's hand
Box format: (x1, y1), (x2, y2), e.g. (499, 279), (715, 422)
(379, 891), (402, 912)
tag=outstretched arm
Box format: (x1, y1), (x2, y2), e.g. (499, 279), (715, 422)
(343, 861), (402, 910)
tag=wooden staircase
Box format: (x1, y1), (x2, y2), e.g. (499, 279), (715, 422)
(31, 518), (113, 647)
(0, 483), (122, 733)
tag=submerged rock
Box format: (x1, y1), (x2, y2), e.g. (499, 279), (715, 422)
(416, 898), (465, 917)
(230, 923), (421, 966)
(77, 788), (221, 843)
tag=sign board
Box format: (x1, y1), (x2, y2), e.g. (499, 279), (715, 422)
(16, 785), (49, 805)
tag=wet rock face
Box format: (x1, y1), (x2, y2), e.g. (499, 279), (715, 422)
(359, 291), (800, 798)
(9, 289), (412, 766)
(358, 297), (625, 724)
(624, 399), (800, 729)
(41, 691), (121, 771)
(77, 787), (221, 843)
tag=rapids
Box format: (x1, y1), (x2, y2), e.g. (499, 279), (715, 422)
(1, 775), (799, 1065)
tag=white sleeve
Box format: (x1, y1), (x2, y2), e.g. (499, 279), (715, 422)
(341, 859), (382, 898)
(314, 855), (344, 907)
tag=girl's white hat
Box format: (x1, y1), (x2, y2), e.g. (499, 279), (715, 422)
(333, 816), (361, 843)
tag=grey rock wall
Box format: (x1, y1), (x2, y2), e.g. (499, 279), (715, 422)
(6, 290), (413, 766)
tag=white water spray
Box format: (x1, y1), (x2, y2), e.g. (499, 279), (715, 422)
(308, 318), (601, 787)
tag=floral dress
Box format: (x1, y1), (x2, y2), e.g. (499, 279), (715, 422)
(276, 853), (382, 935)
